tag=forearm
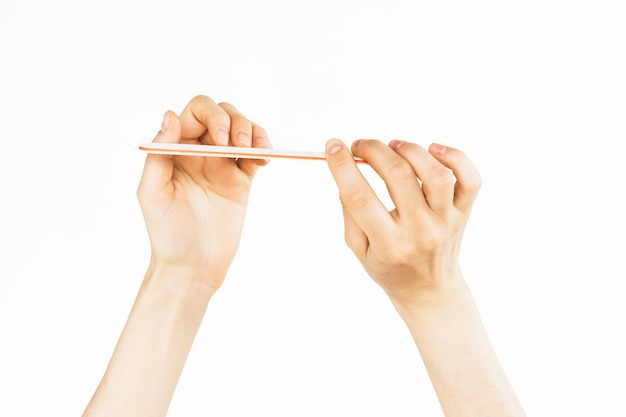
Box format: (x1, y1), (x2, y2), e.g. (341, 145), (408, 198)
(83, 262), (217, 417)
(392, 280), (525, 417)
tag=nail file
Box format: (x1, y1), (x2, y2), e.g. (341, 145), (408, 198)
(138, 142), (366, 163)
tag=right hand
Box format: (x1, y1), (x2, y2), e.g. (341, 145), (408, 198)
(324, 139), (482, 310)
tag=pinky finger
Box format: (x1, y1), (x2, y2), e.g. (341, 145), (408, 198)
(237, 123), (272, 176)
(428, 143), (482, 213)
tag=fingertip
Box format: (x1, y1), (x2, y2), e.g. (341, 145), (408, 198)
(203, 106), (231, 146)
(429, 142), (447, 157)
(253, 135), (271, 149)
(161, 111), (171, 133)
(252, 158), (271, 167)
(155, 111), (182, 144)
(250, 134), (271, 166)
(251, 123), (271, 150)
(428, 142), (455, 170)
(388, 140), (404, 151)
(429, 143), (466, 168)
(428, 143), (462, 174)
(326, 138), (345, 156)
(429, 144), (483, 210)
(237, 131), (252, 147)
(216, 127), (229, 146)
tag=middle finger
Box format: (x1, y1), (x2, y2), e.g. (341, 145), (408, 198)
(389, 140), (455, 216)
(179, 95), (231, 145)
(350, 139), (426, 219)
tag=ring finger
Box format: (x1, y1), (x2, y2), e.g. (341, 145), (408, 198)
(389, 140), (455, 216)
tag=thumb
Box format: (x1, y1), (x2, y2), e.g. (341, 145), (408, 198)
(137, 111), (182, 201)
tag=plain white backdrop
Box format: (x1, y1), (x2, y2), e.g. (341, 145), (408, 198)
(1, 0), (625, 415)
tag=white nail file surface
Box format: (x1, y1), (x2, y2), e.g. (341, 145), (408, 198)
(139, 142), (365, 163)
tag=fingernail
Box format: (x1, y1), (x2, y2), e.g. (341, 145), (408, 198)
(327, 140), (343, 155)
(352, 139), (362, 148)
(430, 143), (447, 155)
(217, 128), (229, 145)
(161, 112), (170, 133)
(238, 131), (252, 146)
(389, 140), (404, 150)
(255, 136), (269, 147)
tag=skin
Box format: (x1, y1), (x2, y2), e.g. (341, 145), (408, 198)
(325, 138), (526, 416)
(83, 96), (271, 417)
(82, 96), (525, 417)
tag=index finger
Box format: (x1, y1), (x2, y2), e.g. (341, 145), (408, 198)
(325, 139), (395, 241)
(178, 95), (231, 145)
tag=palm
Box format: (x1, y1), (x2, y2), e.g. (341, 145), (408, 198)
(152, 157), (251, 268)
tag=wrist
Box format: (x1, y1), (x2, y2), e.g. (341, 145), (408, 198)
(142, 259), (221, 309)
(82, 260), (219, 417)
(391, 277), (525, 417)
(386, 275), (473, 321)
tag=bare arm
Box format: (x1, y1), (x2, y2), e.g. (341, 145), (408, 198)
(83, 266), (216, 417)
(395, 282), (524, 416)
(83, 96), (271, 417)
(325, 139), (525, 417)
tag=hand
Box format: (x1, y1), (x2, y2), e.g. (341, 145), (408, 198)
(137, 95), (271, 291)
(325, 140), (526, 416)
(324, 139), (482, 310)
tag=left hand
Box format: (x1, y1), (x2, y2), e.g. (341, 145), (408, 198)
(136, 95), (271, 291)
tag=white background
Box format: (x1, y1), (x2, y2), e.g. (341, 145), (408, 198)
(1, 0), (625, 415)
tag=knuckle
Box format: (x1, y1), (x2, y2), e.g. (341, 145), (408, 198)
(383, 246), (412, 266)
(207, 108), (230, 126)
(219, 102), (250, 129)
(353, 138), (372, 150)
(427, 167), (454, 187)
(342, 187), (371, 210)
(351, 139), (380, 155)
(190, 102), (227, 126)
(217, 101), (234, 110)
(332, 153), (356, 170)
(230, 114), (251, 130)
(387, 159), (415, 183)
(421, 233), (442, 252)
(191, 94), (211, 105)
(375, 232), (403, 258)
(470, 173), (483, 191)
(460, 169), (483, 196)
(408, 225), (445, 252)
(453, 150), (482, 190)
(252, 123), (268, 137)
